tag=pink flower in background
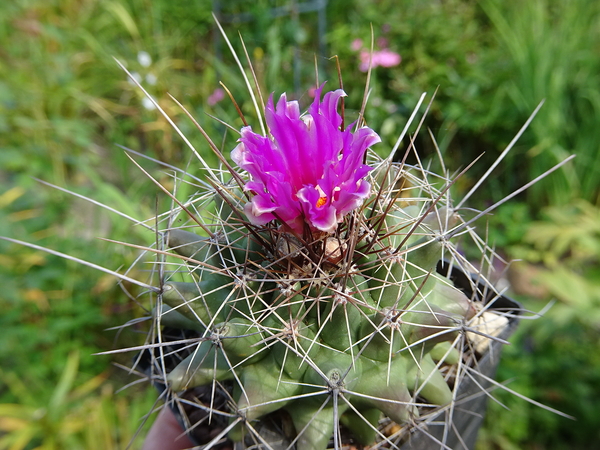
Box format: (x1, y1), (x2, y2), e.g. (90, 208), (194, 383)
(376, 37), (389, 49)
(231, 85), (380, 234)
(350, 38), (363, 52)
(207, 88), (225, 106)
(351, 35), (401, 72)
(358, 49), (401, 72)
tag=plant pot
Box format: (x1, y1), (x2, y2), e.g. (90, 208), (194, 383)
(397, 261), (520, 449)
(138, 260), (520, 450)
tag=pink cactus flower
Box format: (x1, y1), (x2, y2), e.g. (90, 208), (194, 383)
(231, 85), (380, 235)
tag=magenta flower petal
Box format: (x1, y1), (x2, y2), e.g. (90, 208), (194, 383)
(231, 85), (381, 235)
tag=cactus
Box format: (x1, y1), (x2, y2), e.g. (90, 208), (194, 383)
(0, 71), (570, 449)
(0, 61), (573, 450)
(0, 18), (576, 450)
(140, 84), (521, 450)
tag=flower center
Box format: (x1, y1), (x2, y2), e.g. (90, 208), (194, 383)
(316, 196), (327, 208)
(315, 185), (328, 208)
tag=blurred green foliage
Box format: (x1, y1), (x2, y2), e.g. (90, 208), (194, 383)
(1, 0), (599, 448)
(479, 199), (600, 449)
(0, 351), (157, 449)
(327, 0), (600, 206)
(477, 318), (600, 450)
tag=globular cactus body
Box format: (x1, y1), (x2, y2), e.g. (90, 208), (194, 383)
(160, 200), (468, 450)
(148, 86), (505, 450)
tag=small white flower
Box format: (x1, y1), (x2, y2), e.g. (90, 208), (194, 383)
(146, 73), (157, 86)
(137, 51), (152, 68)
(127, 71), (142, 86)
(142, 96), (156, 110)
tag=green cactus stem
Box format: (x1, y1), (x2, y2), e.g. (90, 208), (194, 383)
(141, 83), (515, 450)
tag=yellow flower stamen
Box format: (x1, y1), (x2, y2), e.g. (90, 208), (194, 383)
(315, 185), (328, 208)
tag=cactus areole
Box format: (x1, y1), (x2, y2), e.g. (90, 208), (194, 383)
(152, 86), (516, 450)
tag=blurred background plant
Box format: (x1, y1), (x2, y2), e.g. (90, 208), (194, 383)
(0, 351), (157, 449)
(1, 0), (598, 448)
